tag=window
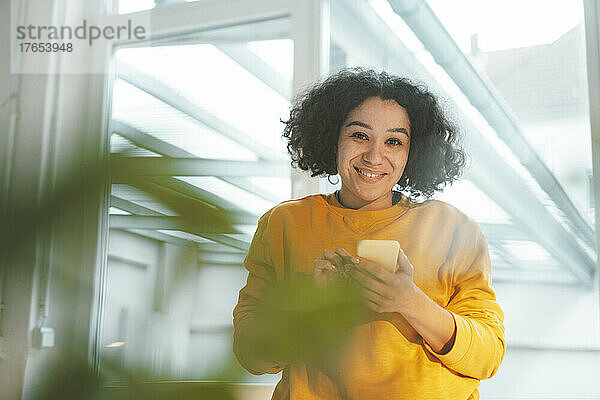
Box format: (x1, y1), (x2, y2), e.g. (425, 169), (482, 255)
(102, 16), (292, 383)
(328, 0), (596, 285)
(93, 1), (600, 398)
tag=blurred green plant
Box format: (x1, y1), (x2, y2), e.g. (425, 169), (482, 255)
(246, 273), (364, 369)
(2, 152), (367, 400)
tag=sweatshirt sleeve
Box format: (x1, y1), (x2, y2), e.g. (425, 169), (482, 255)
(232, 213), (285, 375)
(423, 219), (506, 380)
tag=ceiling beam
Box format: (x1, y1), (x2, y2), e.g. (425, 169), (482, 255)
(109, 215), (238, 233)
(216, 43), (291, 99)
(110, 195), (163, 216)
(111, 120), (197, 158)
(110, 157), (289, 179)
(126, 229), (198, 246)
(114, 0), (292, 46)
(480, 222), (530, 242)
(465, 131), (596, 282)
(492, 269), (578, 286)
(111, 120), (283, 203)
(198, 234), (250, 252)
(110, 194), (251, 251)
(198, 251), (245, 266)
(117, 62), (286, 161)
(140, 176), (259, 224)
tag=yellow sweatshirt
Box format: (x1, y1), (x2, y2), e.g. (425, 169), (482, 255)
(233, 193), (505, 400)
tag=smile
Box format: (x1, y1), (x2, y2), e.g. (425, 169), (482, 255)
(354, 167), (387, 179)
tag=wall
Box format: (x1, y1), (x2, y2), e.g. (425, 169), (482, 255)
(480, 280), (600, 399)
(1, 0), (108, 398)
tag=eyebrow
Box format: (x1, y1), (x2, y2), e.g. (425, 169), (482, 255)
(345, 120), (410, 137)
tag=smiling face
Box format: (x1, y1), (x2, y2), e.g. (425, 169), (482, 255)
(336, 96), (411, 210)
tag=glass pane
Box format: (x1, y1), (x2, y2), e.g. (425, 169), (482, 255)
(330, 0), (518, 270)
(114, 43), (291, 157)
(427, 0), (592, 223)
(110, 133), (161, 157)
(117, 0), (156, 14)
(329, 0), (594, 284)
(117, 0), (203, 15)
(435, 179), (512, 223)
(102, 17), (291, 385)
(175, 176), (275, 216)
(111, 80), (258, 161)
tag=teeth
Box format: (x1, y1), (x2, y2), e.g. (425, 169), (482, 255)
(357, 168), (383, 178)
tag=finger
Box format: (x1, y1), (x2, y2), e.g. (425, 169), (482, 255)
(314, 258), (336, 272)
(323, 249), (344, 268)
(351, 268), (390, 297)
(314, 260), (337, 288)
(361, 287), (388, 304)
(363, 298), (383, 313)
(354, 257), (389, 282)
(334, 247), (356, 265)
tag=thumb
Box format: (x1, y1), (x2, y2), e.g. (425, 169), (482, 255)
(396, 248), (413, 275)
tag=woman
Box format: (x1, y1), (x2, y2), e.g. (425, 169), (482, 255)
(233, 68), (505, 400)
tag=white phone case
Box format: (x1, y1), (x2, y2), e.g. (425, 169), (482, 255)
(356, 240), (400, 272)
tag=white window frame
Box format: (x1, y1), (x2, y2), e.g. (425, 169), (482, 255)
(89, 0), (332, 374)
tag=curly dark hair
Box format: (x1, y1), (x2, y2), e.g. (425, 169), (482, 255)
(281, 67), (466, 199)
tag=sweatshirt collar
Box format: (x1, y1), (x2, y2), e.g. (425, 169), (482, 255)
(319, 192), (414, 221)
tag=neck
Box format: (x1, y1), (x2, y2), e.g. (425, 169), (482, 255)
(336, 189), (396, 210)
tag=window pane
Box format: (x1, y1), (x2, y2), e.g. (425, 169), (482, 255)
(330, 0), (595, 285)
(103, 17), (291, 385)
(117, 0), (204, 15)
(427, 0), (592, 223)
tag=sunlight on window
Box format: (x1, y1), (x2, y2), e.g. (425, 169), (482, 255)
(156, 230), (213, 243)
(247, 39), (294, 82)
(175, 176), (276, 216)
(115, 45), (290, 158)
(109, 207), (131, 215)
(501, 240), (559, 268)
(245, 177), (292, 204)
(111, 184), (179, 215)
(118, 0), (207, 14)
(368, 0), (423, 52)
(110, 133), (161, 157)
(426, 0), (583, 52)
(435, 179), (511, 223)
(118, 0), (155, 14)
(111, 78), (259, 161)
(423, 0), (591, 224)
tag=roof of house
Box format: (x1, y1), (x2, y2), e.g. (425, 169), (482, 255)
(477, 23), (588, 123)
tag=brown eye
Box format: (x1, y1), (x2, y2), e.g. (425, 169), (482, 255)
(387, 138), (402, 146)
(351, 132), (368, 140)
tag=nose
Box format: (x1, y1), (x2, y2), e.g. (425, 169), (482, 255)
(362, 142), (384, 165)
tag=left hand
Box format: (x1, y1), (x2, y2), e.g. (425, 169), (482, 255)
(349, 247), (417, 314)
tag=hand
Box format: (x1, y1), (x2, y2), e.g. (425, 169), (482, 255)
(313, 248), (356, 288)
(349, 248), (416, 313)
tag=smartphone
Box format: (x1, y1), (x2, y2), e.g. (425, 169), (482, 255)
(356, 240), (400, 272)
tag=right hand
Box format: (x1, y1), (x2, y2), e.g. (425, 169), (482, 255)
(313, 248), (355, 288)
